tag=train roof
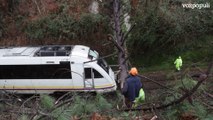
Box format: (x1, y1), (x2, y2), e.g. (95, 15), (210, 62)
(0, 45), (90, 58)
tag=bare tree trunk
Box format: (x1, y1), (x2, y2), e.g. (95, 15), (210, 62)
(113, 0), (128, 89)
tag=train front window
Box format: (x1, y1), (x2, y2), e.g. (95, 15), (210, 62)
(98, 59), (109, 73)
(88, 49), (98, 59)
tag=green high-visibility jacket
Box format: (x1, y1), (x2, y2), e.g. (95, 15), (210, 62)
(133, 88), (145, 107)
(174, 57), (182, 70)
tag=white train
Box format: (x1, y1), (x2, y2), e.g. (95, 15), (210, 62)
(0, 45), (117, 94)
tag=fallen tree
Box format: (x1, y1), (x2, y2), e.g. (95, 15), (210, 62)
(123, 58), (213, 111)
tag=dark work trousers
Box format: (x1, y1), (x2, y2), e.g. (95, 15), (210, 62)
(125, 97), (134, 108)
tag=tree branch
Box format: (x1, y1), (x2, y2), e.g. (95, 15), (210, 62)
(122, 23), (136, 45)
(107, 34), (125, 54)
(204, 91), (213, 99)
(119, 12), (130, 21)
(201, 101), (213, 109)
(138, 75), (176, 91)
(33, 0), (41, 15)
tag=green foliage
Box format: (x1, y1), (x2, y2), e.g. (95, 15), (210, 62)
(163, 101), (211, 120)
(120, 112), (131, 120)
(25, 13), (109, 43)
(40, 94), (55, 110)
(162, 76), (203, 104)
(18, 115), (29, 120)
(119, 111), (140, 120)
(173, 77), (198, 90)
(0, 103), (4, 110)
(95, 93), (112, 111)
(36, 93), (114, 119)
(161, 75), (211, 119)
(204, 115), (213, 120)
(128, 0), (213, 67)
(25, 14), (75, 40)
(51, 106), (72, 120)
(69, 93), (112, 117)
(70, 95), (96, 116)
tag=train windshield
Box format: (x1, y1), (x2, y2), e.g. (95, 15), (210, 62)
(98, 59), (109, 73)
(88, 49), (98, 59)
(88, 49), (109, 73)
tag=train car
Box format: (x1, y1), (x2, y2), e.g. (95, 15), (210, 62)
(0, 45), (117, 94)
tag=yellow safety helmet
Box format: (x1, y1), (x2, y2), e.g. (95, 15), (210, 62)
(129, 67), (138, 76)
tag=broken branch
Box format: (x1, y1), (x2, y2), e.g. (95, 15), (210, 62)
(122, 23), (136, 45)
(107, 34), (125, 54)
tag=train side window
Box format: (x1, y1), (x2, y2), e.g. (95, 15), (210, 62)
(84, 68), (103, 79)
(85, 68), (92, 79)
(0, 63), (71, 79)
(94, 69), (103, 78)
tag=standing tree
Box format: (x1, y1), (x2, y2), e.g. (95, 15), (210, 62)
(106, 0), (135, 88)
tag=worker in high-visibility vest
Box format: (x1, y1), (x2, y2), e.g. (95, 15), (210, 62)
(174, 56), (182, 71)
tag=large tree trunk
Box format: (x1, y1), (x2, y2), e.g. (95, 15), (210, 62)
(113, 0), (128, 88)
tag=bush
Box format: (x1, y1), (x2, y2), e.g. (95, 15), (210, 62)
(25, 13), (109, 44)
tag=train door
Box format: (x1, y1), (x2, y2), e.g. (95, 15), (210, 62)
(84, 67), (105, 89)
(84, 68), (95, 88)
(71, 63), (84, 89)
